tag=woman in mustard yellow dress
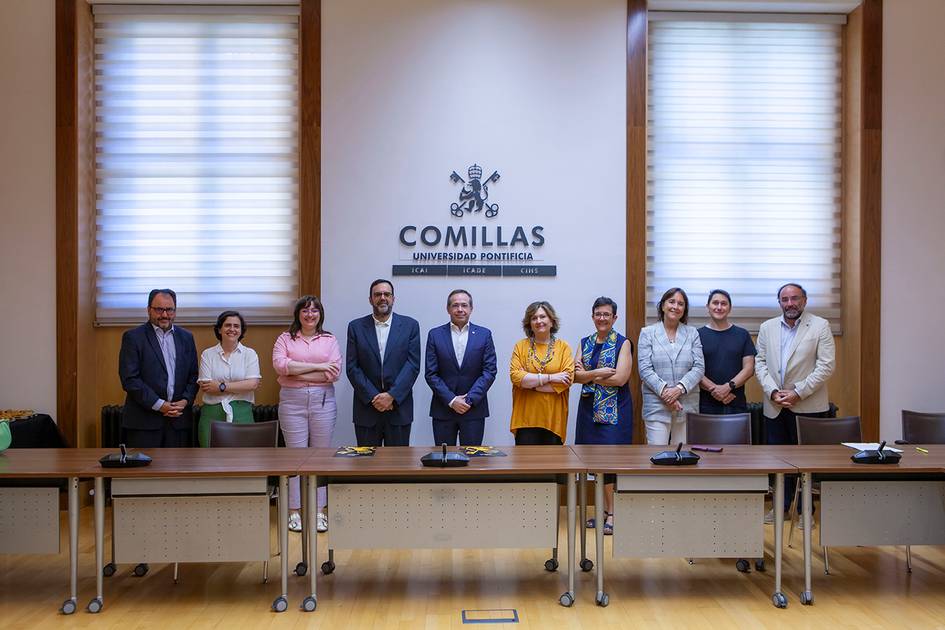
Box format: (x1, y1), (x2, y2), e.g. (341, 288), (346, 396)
(509, 301), (574, 444)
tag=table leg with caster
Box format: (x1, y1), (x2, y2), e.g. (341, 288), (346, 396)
(301, 474), (317, 612)
(296, 476), (308, 577)
(559, 472), (576, 607)
(801, 472), (814, 605)
(272, 475), (289, 613)
(772, 473), (787, 608)
(322, 548), (335, 575)
(595, 472), (608, 607)
(60, 477), (79, 615)
(88, 477), (105, 613)
(579, 473), (593, 572)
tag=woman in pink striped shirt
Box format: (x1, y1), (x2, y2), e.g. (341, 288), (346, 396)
(272, 295), (342, 533)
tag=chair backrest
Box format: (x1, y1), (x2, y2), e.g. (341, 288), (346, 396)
(209, 421), (279, 448)
(686, 412), (751, 445)
(901, 410), (945, 444)
(795, 415), (862, 445)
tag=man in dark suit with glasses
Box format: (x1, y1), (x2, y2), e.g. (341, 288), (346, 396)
(118, 288), (199, 448)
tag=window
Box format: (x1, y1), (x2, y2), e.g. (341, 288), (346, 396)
(93, 6), (300, 324)
(646, 13), (843, 331)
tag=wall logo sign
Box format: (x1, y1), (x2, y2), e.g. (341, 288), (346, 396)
(450, 164), (499, 218)
(393, 162), (556, 278)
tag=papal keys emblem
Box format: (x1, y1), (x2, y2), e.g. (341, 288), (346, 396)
(450, 164), (499, 218)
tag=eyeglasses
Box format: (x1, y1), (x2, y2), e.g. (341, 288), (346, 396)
(150, 306), (176, 314)
(300, 308), (320, 315)
(593, 312), (614, 319)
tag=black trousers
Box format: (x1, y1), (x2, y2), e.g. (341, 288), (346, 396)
(432, 418), (485, 446)
(514, 427), (562, 446)
(124, 424), (191, 448)
(354, 420), (411, 447)
(765, 407), (830, 510)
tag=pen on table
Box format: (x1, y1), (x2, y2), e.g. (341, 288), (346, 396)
(915, 447), (929, 454)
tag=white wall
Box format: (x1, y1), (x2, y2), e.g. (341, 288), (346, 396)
(880, 0), (945, 438)
(0, 0), (57, 415)
(322, 0), (627, 446)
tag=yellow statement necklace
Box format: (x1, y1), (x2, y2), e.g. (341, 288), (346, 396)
(528, 335), (557, 373)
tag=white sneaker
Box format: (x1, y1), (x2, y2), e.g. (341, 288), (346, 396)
(763, 509), (775, 524)
(796, 516), (816, 531)
(316, 512), (328, 533)
(288, 512), (302, 533)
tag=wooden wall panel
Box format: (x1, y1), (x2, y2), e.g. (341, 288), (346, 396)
(75, 0), (96, 447)
(299, 0), (321, 297)
(840, 7), (864, 424)
(626, 0), (647, 444)
(55, 0), (78, 447)
(858, 0), (882, 440)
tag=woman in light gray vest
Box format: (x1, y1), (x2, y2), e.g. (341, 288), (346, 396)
(637, 287), (704, 445)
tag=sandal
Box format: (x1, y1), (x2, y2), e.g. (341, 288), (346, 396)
(586, 511), (612, 530)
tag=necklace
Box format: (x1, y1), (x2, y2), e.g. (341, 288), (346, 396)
(528, 335), (557, 373)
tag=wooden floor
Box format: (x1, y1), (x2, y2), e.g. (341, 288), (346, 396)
(2, 505), (945, 629)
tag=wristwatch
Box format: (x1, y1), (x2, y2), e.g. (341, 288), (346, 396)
(728, 380), (737, 392)
(219, 382), (227, 392)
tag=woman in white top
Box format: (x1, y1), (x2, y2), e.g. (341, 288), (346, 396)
(197, 310), (262, 447)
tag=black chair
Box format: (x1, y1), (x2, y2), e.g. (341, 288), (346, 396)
(796, 415), (862, 446)
(209, 420), (279, 447)
(901, 410), (945, 444)
(793, 415), (862, 574)
(685, 412), (759, 573)
(686, 412), (751, 446)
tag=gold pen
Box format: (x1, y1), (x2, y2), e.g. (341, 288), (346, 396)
(915, 447), (929, 454)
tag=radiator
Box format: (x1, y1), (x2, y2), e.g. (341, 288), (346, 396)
(100, 405), (125, 449)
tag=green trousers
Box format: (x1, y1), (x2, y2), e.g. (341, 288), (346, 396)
(199, 400), (254, 447)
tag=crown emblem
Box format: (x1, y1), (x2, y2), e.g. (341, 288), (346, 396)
(467, 164), (483, 180)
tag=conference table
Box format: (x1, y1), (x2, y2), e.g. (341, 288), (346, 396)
(78, 447), (313, 613)
(0, 448), (103, 614)
(571, 444), (795, 608)
(296, 445), (586, 611)
(777, 444), (945, 605)
(6, 444), (945, 614)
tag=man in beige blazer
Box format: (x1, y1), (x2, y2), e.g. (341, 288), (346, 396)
(755, 282), (836, 518)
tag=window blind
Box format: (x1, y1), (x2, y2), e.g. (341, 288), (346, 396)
(646, 14), (843, 332)
(93, 6), (300, 325)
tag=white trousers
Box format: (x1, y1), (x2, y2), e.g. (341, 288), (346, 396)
(644, 412), (687, 446)
(279, 385), (336, 510)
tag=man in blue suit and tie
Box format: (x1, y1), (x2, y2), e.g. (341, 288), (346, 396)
(346, 279), (421, 446)
(424, 289), (497, 446)
(118, 289), (199, 448)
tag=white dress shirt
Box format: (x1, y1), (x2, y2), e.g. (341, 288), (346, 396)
(450, 322), (469, 366)
(374, 314), (392, 366)
(779, 317), (800, 384)
(198, 342), (261, 421)
(151, 324), (176, 411)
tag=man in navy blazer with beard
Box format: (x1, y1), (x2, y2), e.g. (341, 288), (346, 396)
(118, 289), (199, 448)
(346, 279), (421, 446)
(424, 289), (497, 446)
